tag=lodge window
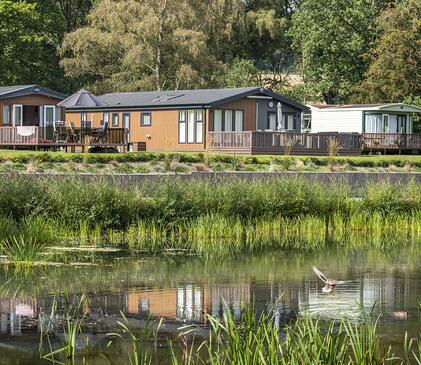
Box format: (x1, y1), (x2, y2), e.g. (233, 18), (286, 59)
(213, 109), (244, 132)
(141, 112), (151, 126)
(196, 110), (203, 143)
(111, 112), (119, 127)
(214, 109), (222, 131)
(179, 109), (204, 144)
(2, 105), (10, 125)
(103, 112), (110, 125)
(81, 112), (87, 123)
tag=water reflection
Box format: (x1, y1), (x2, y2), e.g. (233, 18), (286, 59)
(0, 248), (419, 341)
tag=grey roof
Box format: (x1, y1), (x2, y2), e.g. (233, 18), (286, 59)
(58, 88), (106, 108)
(65, 87), (307, 111)
(313, 104), (385, 109)
(0, 84), (66, 100)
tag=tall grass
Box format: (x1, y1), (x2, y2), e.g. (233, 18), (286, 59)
(0, 176), (418, 255)
(166, 304), (416, 364)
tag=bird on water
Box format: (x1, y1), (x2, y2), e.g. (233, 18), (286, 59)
(312, 266), (346, 294)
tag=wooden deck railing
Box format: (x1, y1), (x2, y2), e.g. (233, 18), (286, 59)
(363, 133), (421, 150)
(207, 131), (252, 150)
(0, 126), (128, 146)
(208, 131), (362, 155)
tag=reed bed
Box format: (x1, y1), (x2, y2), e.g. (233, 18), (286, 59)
(40, 301), (421, 365)
(0, 175), (419, 259)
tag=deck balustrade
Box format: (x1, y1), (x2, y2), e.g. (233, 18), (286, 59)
(0, 126), (128, 147)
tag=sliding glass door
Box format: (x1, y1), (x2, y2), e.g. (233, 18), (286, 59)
(12, 105), (23, 127)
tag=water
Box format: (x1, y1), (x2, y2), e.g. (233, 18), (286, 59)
(1, 247), (421, 364)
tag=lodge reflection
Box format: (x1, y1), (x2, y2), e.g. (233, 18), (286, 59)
(0, 269), (415, 335)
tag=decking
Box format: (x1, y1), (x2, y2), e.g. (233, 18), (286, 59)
(208, 131), (421, 155)
(0, 126), (128, 152)
(208, 131), (362, 155)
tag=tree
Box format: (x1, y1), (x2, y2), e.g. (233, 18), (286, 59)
(217, 58), (259, 87)
(60, 0), (221, 93)
(0, 1), (44, 85)
(351, 0), (421, 103)
(290, 0), (379, 104)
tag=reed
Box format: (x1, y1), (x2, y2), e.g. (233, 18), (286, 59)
(165, 303), (407, 364)
(0, 176), (418, 256)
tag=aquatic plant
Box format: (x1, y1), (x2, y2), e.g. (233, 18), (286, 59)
(1, 236), (47, 266)
(107, 312), (162, 365)
(40, 294), (89, 363)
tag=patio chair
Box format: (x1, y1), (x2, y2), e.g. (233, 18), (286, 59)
(91, 121), (109, 144)
(67, 121), (79, 143)
(53, 121), (67, 143)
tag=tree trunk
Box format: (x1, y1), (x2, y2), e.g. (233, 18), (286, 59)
(155, 0), (168, 91)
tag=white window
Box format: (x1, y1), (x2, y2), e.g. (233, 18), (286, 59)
(44, 106), (55, 126)
(407, 116), (412, 134)
(224, 110), (233, 131)
(234, 110), (243, 131)
(81, 112), (87, 122)
(179, 110), (186, 143)
(141, 112), (151, 126)
(111, 113), (119, 127)
(103, 112), (110, 124)
(383, 114), (389, 132)
(2, 105), (10, 125)
(268, 113), (276, 130)
(287, 115), (294, 130)
(187, 110), (195, 143)
(12, 105), (23, 127)
(196, 110), (203, 143)
(214, 109), (222, 131)
(365, 114), (382, 133)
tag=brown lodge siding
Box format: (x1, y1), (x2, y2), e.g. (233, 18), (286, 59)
(64, 97), (257, 152)
(208, 97), (256, 131)
(66, 109), (205, 152)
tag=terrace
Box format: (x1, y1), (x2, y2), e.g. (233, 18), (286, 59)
(208, 131), (421, 155)
(0, 123), (128, 152)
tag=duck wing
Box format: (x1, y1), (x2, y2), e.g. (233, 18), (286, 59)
(327, 279), (346, 286)
(312, 266), (327, 283)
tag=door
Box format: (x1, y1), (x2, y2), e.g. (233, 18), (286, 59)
(397, 115), (406, 133)
(12, 105), (23, 127)
(44, 105), (56, 139)
(122, 113), (130, 142)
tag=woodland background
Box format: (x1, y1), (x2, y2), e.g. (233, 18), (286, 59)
(0, 0), (419, 105)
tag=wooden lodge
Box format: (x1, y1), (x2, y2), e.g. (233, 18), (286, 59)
(0, 85), (420, 155)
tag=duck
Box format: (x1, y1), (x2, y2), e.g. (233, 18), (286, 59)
(312, 266), (346, 294)
(393, 311), (408, 319)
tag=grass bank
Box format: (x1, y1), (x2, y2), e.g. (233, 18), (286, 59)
(0, 175), (419, 261)
(0, 150), (420, 173)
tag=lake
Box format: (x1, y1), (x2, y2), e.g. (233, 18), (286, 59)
(1, 246), (421, 364)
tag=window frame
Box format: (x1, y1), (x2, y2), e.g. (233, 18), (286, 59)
(234, 110), (244, 131)
(196, 109), (203, 143)
(111, 112), (119, 127)
(178, 110), (187, 144)
(140, 112), (152, 126)
(2, 104), (10, 126)
(187, 109), (196, 144)
(213, 109), (223, 132)
(103, 112), (110, 125)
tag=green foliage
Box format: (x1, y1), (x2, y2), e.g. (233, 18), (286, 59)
(351, 0), (421, 103)
(290, 0), (379, 103)
(59, 0), (221, 93)
(0, 0), (44, 85)
(217, 58), (259, 88)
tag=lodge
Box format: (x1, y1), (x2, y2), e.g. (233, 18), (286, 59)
(0, 84), (420, 155)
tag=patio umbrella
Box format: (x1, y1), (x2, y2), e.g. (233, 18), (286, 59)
(277, 102), (283, 131)
(58, 88), (105, 108)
